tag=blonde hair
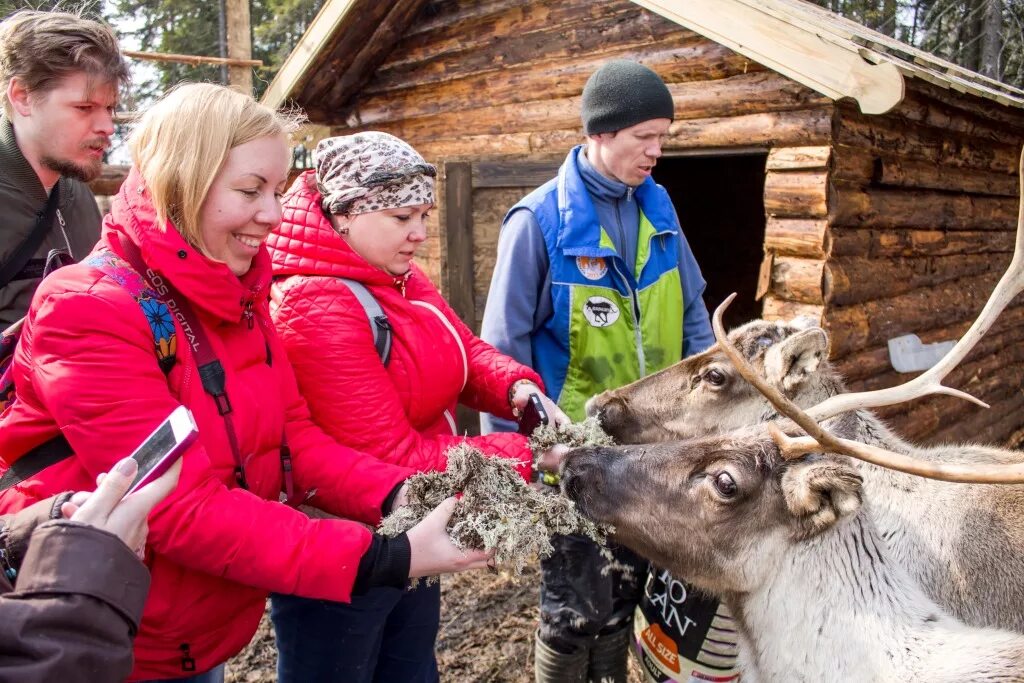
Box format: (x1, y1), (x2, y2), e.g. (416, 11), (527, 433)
(129, 82), (302, 247)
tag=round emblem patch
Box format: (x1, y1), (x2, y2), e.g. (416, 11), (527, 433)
(576, 256), (608, 281)
(583, 296), (620, 327)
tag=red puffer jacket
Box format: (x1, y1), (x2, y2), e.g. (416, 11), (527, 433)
(267, 171), (541, 477)
(0, 169), (412, 680)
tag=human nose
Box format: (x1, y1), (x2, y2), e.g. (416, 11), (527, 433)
(96, 109), (115, 138)
(257, 194), (283, 228)
(409, 216), (428, 242)
(647, 139), (663, 159)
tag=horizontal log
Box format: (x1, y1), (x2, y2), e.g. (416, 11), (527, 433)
(764, 170), (828, 218)
(347, 40), (755, 125)
(409, 0), (541, 38)
(836, 113), (1021, 175)
(834, 305), (1024, 382)
(385, 0), (639, 70)
(366, 4), (686, 95)
(123, 49), (262, 68)
(395, 108), (834, 160)
(826, 252), (1008, 307)
(824, 269), (1005, 358)
(765, 146), (831, 171)
(831, 145), (877, 184)
(908, 79), (1024, 134)
(875, 157), (1020, 197)
(349, 71), (829, 141)
(764, 218), (830, 258)
(760, 296), (823, 324)
(887, 379), (1024, 444)
(882, 90), (1024, 148)
(830, 185), (1019, 231)
(856, 349), (1024, 430)
(770, 256), (826, 304)
(830, 228), (1015, 259)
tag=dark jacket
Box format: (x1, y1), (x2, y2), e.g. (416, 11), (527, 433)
(0, 496), (150, 683)
(0, 117), (103, 326)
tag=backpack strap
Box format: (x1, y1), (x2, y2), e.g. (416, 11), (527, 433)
(0, 251), (177, 492)
(338, 278), (392, 367)
(0, 180), (62, 291)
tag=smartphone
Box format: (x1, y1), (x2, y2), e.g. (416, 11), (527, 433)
(517, 393), (549, 436)
(125, 406), (198, 495)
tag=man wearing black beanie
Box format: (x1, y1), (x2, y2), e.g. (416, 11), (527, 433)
(481, 60), (720, 682)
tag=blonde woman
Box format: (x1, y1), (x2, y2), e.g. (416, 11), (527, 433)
(0, 84), (488, 682)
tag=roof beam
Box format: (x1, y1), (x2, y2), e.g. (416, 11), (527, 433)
(633, 0), (905, 114)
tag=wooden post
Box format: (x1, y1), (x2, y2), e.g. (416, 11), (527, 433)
(225, 0), (253, 94)
(443, 162), (475, 328)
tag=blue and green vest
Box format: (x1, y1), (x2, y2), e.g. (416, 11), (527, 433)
(511, 147), (684, 420)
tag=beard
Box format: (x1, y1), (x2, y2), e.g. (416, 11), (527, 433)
(42, 154), (102, 183)
(41, 141), (106, 183)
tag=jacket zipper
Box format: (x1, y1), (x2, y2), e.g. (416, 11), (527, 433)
(180, 642), (197, 672)
(609, 257), (646, 377)
(242, 298), (255, 330)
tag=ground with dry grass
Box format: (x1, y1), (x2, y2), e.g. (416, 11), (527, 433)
(226, 560), (644, 682)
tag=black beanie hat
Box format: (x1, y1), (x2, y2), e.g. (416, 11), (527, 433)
(580, 60), (675, 135)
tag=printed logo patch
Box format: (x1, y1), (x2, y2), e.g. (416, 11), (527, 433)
(576, 255), (607, 281)
(583, 296), (619, 327)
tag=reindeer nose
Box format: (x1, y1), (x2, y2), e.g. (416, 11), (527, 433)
(560, 447), (610, 503)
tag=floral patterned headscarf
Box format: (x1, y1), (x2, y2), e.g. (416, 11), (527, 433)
(314, 132), (436, 216)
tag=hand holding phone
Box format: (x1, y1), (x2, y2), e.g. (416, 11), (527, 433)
(517, 393), (549, 436)
(126, 406), (198, 495)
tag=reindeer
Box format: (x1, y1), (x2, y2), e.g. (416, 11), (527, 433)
(560, 429), (1024, 682)
(583, 151), (1024, 636)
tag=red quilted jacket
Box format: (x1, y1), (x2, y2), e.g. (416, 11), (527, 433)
(0, 169), (412, 680)
(267, 171), (541, 477)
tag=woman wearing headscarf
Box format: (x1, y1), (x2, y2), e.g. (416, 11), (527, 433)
(266, 132), (568, 682)
(0, 86), (490, 683)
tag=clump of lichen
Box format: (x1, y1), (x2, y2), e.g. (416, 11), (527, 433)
(528, 416), (615, 455)
(378, 443), (607, 574)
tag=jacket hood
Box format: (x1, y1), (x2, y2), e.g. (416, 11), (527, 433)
(102, 167), (272, 324)
(267, 170), (408, 289)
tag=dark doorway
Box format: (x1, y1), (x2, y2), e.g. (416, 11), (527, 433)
(653, 153), (767, 330)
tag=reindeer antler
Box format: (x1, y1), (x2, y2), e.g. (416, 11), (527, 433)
(710, 148), (1024, 484)
(713, 297), (1024, 484)
(806, 147), (1024, 422)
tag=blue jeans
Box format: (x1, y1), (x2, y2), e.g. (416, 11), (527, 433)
(270, 581), (441, 683)
(140, 664), (225, 683)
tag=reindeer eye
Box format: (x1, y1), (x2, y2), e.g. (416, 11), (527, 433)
(756, 336), (774, 348)
(704, 369), (726, 386)
(714, 472), (737, 497)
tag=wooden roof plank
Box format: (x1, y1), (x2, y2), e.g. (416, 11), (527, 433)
(262, 0), (1023, 115)
(633, 0), (905, 114)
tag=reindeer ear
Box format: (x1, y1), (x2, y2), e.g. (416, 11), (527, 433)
(780, 457), (862, 540)
(764, 328), (829, 394)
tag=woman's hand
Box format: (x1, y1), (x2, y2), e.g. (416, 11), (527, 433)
(511, 381), (570, 427)
(534, 444), (571, 476)
(61, 456), (182, 558)
(406, 497), (493, 577)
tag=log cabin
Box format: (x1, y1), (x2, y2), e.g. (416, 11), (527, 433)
(259, 0), (1024, 444)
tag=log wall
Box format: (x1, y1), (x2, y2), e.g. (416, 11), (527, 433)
(324, 0), (833, 328)
(828, 84), (1024, 446)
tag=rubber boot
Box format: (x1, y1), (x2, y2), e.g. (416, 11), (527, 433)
(587, 626), (632, 683)
(534, 632), (588, 683)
